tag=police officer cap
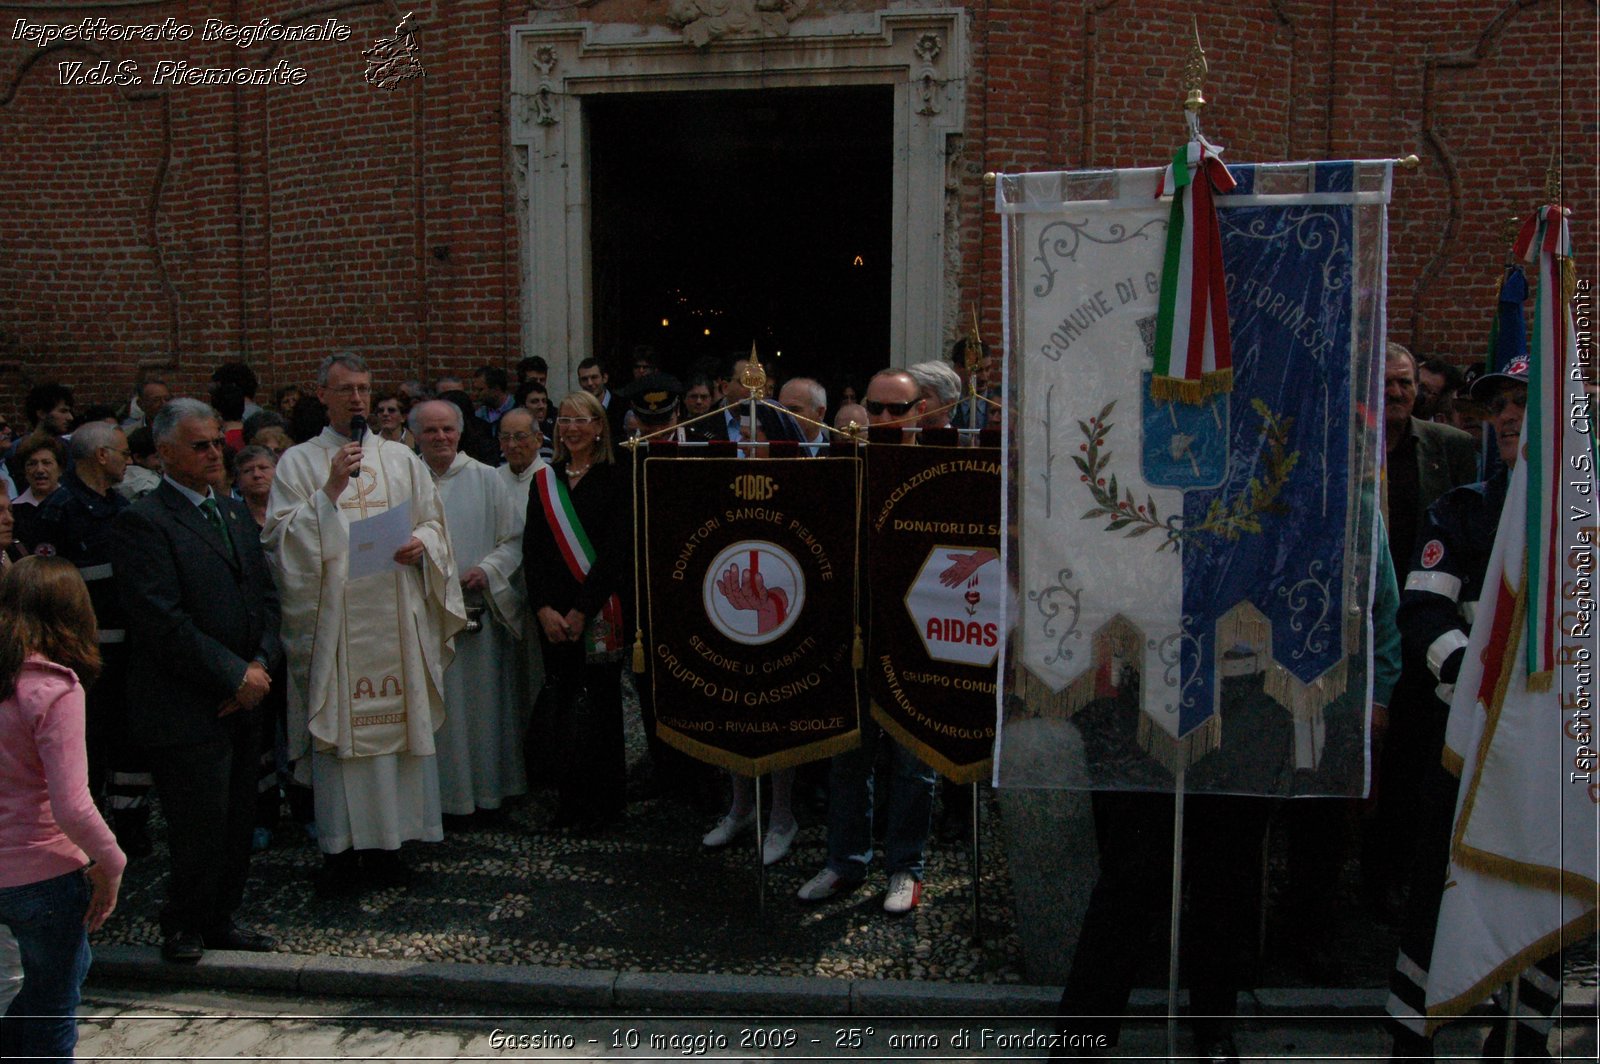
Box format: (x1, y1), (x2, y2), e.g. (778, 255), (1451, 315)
(628, 373), (684, 423)
(1468, 356), (1530, 401)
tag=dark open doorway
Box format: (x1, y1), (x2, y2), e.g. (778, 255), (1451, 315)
(587, 86), (892, 404)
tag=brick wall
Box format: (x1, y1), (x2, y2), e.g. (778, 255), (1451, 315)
(1, 1), (1593, 420)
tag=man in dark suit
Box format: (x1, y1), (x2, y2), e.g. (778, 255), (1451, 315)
(1383, 342), (1477, 573)
(1368, 341), (1479, 921)
(113, 398), (283, 963)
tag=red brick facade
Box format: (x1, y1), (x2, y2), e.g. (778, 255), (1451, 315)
(1, 1), (1594, 418)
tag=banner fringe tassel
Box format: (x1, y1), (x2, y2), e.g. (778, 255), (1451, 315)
(1526, 670), (1553, 694)
(1136, 711), (1222, 774)
(1149, 368), (1234, 406)
(1019, 669), (1096, 719)
(1263, 658), (1349, 716)
(631, 630), (645, 674)
(852, 625), (864, 671)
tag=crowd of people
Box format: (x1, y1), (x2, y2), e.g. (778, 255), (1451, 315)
(0, 337), (1562, 1060)
(0, 345), (1000, 1057)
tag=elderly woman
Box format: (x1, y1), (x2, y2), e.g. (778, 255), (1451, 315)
(521, 390), (632, 834)
(11, 434), (67, 553)
(374, 392), (416, 449)
(231, 445), (277, 529)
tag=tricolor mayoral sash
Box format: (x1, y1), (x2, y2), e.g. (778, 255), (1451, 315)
(643, 456), (861, 774)
(865, 443), (1002, 783)
(995, 158), (1393, 796)
(533, 464), (623, 660)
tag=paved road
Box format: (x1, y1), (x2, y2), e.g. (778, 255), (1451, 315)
(75, 985), (1595, 1061)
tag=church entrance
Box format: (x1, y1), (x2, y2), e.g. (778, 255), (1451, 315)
(586, 86), (893, 402)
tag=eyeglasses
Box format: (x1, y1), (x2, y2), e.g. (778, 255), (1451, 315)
(327, 384), (373, 398)
(865, 399), (918, 416)
(188, 438), (227, 453)
(555, 416), (597, 426)
(104, 448), (132, 459)
(498, 431), (537, 442)
(1487, 391), (1528, 416)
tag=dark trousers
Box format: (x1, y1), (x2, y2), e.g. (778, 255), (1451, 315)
(632, 659), (719, 797)
(145, 710), (260, 937)
(1058, 791), (1271, 1045)
(542, 640), (626, 823)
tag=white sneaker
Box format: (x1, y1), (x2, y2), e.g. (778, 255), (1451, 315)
(884, 871), (922, 913)
(796, 866), (858, 902)
(762, 820), (798, 866)
(701, 810), (755, 848)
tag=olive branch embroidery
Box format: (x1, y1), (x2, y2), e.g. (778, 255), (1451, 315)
(1075, 398), (1298, 552)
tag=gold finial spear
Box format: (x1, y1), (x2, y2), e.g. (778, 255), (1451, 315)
(965, 305), (985, 400)
(1183, 16), (1207, 114)
(1544, 153), (1561, 205)
(741, 340), (769, 401)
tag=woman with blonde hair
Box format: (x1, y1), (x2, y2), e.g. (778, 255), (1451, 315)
(521, 390), (631, 833)
(0, 556), (125, 1059)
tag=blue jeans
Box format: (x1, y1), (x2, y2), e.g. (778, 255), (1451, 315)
(826, 721), (937, 881)
(0, 868), (92, 1060)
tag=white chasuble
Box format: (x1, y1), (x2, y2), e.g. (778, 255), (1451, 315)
(434, 452), (526, 813)
(264, 428), (466, 849)
(496, 459), (547, 718)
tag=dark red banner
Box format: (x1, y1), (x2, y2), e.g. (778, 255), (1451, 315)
(643, 456), (861, 774)
(865, 444), (1003, 782)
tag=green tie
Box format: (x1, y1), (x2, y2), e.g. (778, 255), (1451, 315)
(200, 497), (234, 554)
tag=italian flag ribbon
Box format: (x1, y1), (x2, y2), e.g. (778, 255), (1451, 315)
(534, 464), (624, 658)
(1511, 204), (1577, 692)
(1152, 137), (1237, 404)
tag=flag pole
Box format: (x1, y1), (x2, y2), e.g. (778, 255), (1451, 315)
(969, 782), (982, 944)
(755, 772), (767, 919)
(1167, 765), (1186, 1064)
(1163, 25), (1207, 1062)
(1499, 978), (1519, 1060)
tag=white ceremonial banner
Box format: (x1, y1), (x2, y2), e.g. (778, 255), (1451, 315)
(995, 160), (1392, 796)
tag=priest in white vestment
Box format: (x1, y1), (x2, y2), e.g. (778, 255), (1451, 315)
(493, 408), (551, 782)
(413, 400), (527, 816)
(263, 355), (466, 895)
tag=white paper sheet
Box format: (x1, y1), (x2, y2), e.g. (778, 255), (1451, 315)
(347, 499), (412, 581)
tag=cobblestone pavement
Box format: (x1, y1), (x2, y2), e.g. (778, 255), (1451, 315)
(74, 985), (1597, 1061)
(96, 683), (1027, 983)
(89, 679), (1596, 994)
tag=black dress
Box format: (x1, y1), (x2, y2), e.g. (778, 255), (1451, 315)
(521, 458), (633, 828)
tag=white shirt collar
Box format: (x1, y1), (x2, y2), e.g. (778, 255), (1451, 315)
(164, 475), (215, 507)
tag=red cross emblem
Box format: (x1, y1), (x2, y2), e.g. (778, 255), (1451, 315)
(1420, 539), (1445, 569)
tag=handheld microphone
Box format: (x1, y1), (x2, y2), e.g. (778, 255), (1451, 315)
(349, 414), (367, 442)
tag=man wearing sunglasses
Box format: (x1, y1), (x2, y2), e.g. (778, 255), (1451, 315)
(859, 369), (928, 441)
(1384, 358), (1559, 1058)
(797, 368), (938, 914)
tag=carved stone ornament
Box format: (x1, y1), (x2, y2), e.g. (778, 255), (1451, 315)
(665, 0), (810, 50)
(914, 32), (946, 116)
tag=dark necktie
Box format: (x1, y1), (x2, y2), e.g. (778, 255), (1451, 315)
(200, 497), (235, 554)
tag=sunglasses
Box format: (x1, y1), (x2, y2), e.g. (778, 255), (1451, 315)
(864, 399), (918, 416)
(1486, 392), (1528, 416)
(188, 438), (227, 454)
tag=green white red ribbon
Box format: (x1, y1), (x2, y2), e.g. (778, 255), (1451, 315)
(534, 464), (623, 658)
(1511, 204), (1575, 692)
(1152, 137), (1237, 404)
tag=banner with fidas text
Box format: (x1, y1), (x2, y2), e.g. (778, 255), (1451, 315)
(644, 457), (860, 774)
(866, 444), (1003, 783)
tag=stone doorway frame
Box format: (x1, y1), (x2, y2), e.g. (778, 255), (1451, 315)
(508, 8), (967, 390)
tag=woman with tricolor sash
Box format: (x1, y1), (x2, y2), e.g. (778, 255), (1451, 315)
(521, 390), (632, 834)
